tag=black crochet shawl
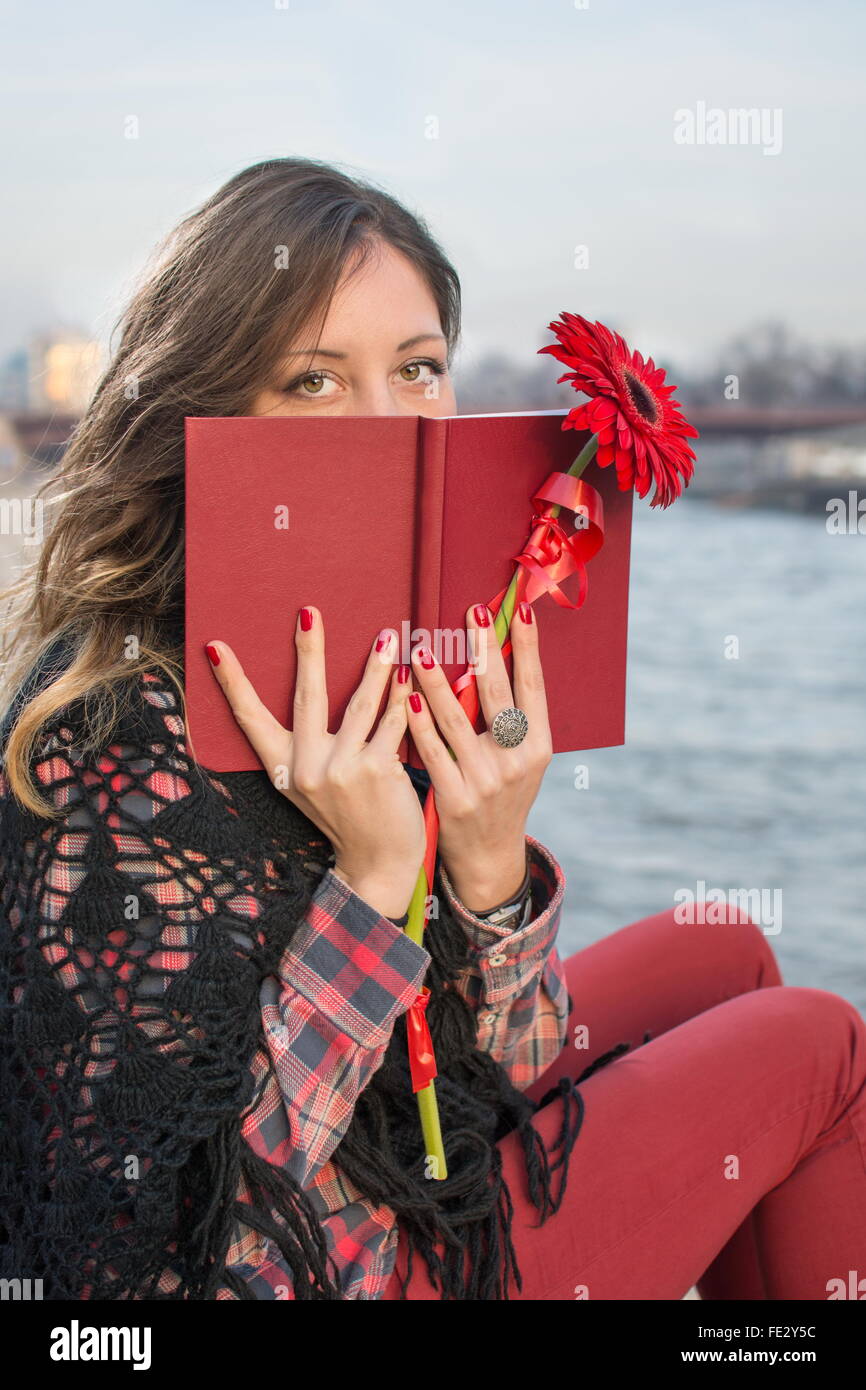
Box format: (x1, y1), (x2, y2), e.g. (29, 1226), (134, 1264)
(0, 633), (636, 1300)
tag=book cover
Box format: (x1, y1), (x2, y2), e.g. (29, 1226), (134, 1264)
(184, 410), (633, 772)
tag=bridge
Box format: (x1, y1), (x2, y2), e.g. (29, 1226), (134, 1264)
(686, 406), (866, 438)
(3, 406), (866, 477)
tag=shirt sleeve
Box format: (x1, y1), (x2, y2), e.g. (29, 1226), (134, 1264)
(435, 833), (570, 1091)
(245, 866), (430, 1190)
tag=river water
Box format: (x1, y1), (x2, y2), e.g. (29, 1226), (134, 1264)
(528, 495), (866, 1016)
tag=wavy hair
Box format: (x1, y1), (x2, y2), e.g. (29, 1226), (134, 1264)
(0, 157), (461, 814)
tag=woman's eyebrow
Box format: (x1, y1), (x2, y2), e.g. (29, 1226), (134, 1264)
(281, 333), (447, 360)
(395, 333), (447, 352)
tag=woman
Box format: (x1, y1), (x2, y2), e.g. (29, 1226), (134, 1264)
(1, 157), (865, 1302)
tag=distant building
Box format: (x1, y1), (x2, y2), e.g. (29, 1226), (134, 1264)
(0, 332), (103, 414)
(691, 424), (866, 510)
(27, 333), (103, 414)
(4, 411), (78, 471)
(0, 414), (25, 479)
(0, 351), (30, 412)
(769, 427), (866, 480)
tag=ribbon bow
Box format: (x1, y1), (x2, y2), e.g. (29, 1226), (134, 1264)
(450, 470), (604, 716)
(504, 471), (604, 610)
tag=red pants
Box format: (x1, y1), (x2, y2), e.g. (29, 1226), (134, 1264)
(382, 905), (866, 1299)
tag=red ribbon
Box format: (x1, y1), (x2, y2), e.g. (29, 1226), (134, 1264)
(407, 986), (437, 1092)
(451, 471), (604, 731)
(513, 471), (604, 608)
(405, 469), (605, 1095)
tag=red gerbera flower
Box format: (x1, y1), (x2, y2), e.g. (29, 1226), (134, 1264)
(539, 312), (699, 508)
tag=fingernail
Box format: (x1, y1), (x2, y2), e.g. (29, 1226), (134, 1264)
(375, 629), (393, 653)
(397, 664), (410, 684)
(518, 602), (533, 624)
(409, 692), (422, 713)
(205, 643), (221, 666)
(418, 646), (436, 669)
(300, 607), (314, 632)
(473, 604), (490, 628)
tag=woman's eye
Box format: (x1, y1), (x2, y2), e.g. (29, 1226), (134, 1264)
(398, 358), (447, 384)
(281, 370), (339, 398)
(293, 372), (335, 396)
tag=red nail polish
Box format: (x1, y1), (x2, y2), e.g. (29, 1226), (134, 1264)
(409, 692), (422, 713)
(300, 607), (314, 632)
(205, 643), (220, 666)
(419, 646), (435, 669)
(397, 664), (410, 684)
(518, 602), (533, 624)
(473, 605), (490, 628)
(375, 629), (392, 653)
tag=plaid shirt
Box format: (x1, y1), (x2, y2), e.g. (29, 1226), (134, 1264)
(222, 832), (570, 1300)
(6, 674), (570, 1301)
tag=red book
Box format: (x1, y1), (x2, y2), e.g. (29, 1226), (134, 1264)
(184, 411), (633, 772)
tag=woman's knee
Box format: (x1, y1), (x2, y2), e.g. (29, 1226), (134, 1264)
(655, 897), (783, 988)
(780, 985), (865, 1044)
(736, 984), (866, 1084)
(707, 901), (783, 986)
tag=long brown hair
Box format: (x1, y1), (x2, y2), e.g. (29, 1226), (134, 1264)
(0, 157), (461, 813)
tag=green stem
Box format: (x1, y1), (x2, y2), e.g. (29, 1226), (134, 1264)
(406, 865), (448, 1178)
(405, 429), (599, 1182)
(405, 860), (430, 950)
(416, 1081), (446, 1180)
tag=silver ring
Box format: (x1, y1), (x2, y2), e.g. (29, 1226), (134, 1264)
(490, 706), (529, 748)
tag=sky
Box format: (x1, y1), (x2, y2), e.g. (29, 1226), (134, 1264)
(1, 0), (863, 380)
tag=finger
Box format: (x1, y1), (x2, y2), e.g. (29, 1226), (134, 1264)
(509, 600), (552, 749)
(405, 690), (464, 800)
(409, 642), (484, 770)
(293, 605), (328, 742)
(205, 640), (292, 779)
(335, 627), (399, 750)
(367, 662), (412, 757)
(466, 603), (515, 731)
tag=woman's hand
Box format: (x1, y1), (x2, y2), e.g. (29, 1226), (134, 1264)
(204, 608), (426, 920)
(406, 601), (552, 914)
